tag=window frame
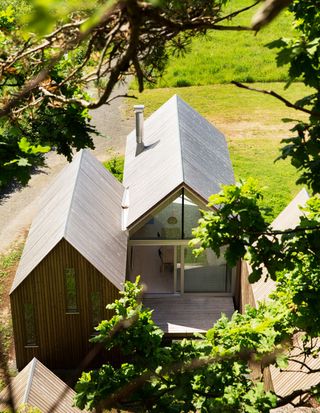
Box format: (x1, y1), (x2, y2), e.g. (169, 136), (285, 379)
(24, 302), (37, 347)
(65, 267), (79, 314)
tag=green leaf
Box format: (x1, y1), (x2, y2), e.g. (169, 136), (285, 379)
(276, 354), (288, 369)
(18, 137), (50, 155)
(17, 157), (30, 166)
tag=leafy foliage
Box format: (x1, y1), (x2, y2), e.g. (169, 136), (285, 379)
(0, 4), (96, 189)
(104, 154), (124, 182)
(74, 178), (320, 411)
(266, 0), (320, 193)
(192, 180), (320, 303)
(0, 0), (256, 189)
(191, 179), (284, 282)
(75, 278), (278, 412)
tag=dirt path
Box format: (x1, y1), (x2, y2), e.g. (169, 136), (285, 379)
(0, 85), (134, 254)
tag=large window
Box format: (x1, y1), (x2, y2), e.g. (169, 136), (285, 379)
(65, 268), (78, 313)
(128, 244), (231, 294)
(24, 303), (36, 346)
(183, 247), (231, 293)
(129, 189), (232, 295)
(131, 190), (202, 240)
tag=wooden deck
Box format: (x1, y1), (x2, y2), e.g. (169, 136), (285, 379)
(143, 295), (234, 335)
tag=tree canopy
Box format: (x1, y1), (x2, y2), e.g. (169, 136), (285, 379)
(2, 0), (320, 411)
(0, 0), (255, 189)
(74, 179), (320, 411)
(72, 1), (320, 411)
(75, 278), (280, 412)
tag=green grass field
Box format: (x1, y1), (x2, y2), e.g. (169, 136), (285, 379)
(140, 0), (295, 88)
(127, 1), (304, 219)
(127, 82), (309, 220)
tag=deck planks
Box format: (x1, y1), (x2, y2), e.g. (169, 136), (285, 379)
(143, 295), (234, 334)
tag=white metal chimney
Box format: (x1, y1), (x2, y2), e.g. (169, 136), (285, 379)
(134, 104), (144, 155)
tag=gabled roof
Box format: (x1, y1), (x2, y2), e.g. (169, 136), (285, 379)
(249, 190), (319, 402)
(0, 358), (83, 412)
(123, 95), (234, 228)
(251, 188), (310, 304)
(11, 150), (127, 293)
(270, 188), (309, 231)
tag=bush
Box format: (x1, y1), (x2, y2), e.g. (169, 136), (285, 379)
(104, 155), (124, 182)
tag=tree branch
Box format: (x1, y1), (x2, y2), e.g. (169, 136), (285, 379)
(215, 1), (261, 24)
(0, 1), (118, 119)
(275, 386), (315, 407)
(88, 0), (142, 109)
(252, 0), (293, 31)
(250, 225), (320, 237)
(232, 81), (320, 118)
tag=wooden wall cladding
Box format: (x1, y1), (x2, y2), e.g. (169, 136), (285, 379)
(239, 260), (256, 312)
(11, 239), (119, 371)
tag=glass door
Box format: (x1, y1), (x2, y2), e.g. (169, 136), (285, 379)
(183, 247), (231, 293)
(128, 245), (175, 294)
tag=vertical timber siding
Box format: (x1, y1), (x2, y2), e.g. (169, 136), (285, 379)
(239, 260), (255, 312)
(11, 239), (119, 370)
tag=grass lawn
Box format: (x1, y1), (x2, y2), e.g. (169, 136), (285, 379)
(126, 82), (310, 220)
(138, 0), (295, 88)
(0, 242), (23, 388)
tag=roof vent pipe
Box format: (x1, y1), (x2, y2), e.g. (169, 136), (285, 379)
(134, 104), (144, 155)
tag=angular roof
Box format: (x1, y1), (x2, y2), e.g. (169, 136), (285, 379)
(270, 188), (309, 231)
(248, 189), (318, 403)
(251, 188), (310, 304)
(123, 95), (234, 228)
(0, 358), (83, 412)
(11, 150), (128, 293)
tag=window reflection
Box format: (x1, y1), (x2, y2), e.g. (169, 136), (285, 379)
(183, 247), (231, 293)
(131, 192), (202, 240)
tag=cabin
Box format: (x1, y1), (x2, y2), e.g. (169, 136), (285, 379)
(0, 357), (84, 412)
(124, 95), (236, 333)
(10, 151), (127, 370)
(11, 95), (237, 371)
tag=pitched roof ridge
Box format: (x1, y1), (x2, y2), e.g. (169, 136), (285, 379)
(10, 151), (84, 294)
(22, 357), (37, 403)
(271, 187), (310, 230)
(174, 95), (184, 184)
(63, 149), (86, 238)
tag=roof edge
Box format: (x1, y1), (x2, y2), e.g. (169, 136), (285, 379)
(127, 182), (212, 233)
(10, 152), (85, 294)
(64, 149), (86, 238)
(175, 95), (185, 185)
(63, 237), (125, 291)
(10, 236), (65, 294)
(22, 357), (37, 403)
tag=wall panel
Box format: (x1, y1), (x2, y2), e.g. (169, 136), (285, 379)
(11, 239), (119, 370)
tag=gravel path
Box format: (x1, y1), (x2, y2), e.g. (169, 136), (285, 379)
(0, 84), (134, 254)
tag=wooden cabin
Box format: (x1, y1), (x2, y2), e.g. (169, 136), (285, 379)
(10, 151), (127, 370)
(0, 357), (85, 412)
(124, 95), (237, 335)
(11, 95), (238, 370)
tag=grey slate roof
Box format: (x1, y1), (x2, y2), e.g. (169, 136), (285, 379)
(10, 149), (128, 293)
(0, 357), (84, 412)
(123, 94), (234, 228)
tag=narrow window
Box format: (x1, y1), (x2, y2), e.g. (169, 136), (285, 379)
(65, 268), (78, 313)
(24, 303), (36, 346)
(91, 291), (102, 328)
